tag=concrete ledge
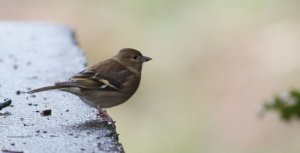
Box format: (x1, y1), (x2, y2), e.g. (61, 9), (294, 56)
(0, 22), (124, 153)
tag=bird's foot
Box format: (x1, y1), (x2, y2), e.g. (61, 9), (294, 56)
(97, 107), (116, 129)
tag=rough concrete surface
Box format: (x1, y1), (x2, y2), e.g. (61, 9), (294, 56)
(0, 22), (124, 153)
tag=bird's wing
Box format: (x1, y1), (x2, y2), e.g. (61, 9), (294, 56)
(58, 59), (131, 91)
(57, 60), (132, 91)
(65, 69), (119, 91)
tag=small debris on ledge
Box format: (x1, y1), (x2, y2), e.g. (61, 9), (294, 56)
(2, 149), (24, 153)
(0, 99), (12, 110)
(40, 109), (52, 116)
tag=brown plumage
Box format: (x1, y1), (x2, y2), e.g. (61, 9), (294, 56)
(28, 48), (151, 126)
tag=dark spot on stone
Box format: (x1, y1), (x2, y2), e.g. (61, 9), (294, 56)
(43, 97), (47, 100)
(43, 131), (47, 133)
(41, 109), (51, 116)
(23, 124), (34, 126)
(107, 133), (113, 137)
(65, 109), (69, 112)
(0, 112), (12, 117)
(16, 90), (21, 95)
(10, 143), (15, 146)
(13, 65), (18, 70)
(1, 149), (24, 153)
(28, 103), (38, 106)
(36, 130), (40, 133)
(26, 61), (31, 66)
(30, 95), (36, 98)
(35, 111), (40, 113)
(0, 99), (12, 110)
(20, 118), (24, 121)
(81, 148), (85, 151)
(28, 76), (38, 80)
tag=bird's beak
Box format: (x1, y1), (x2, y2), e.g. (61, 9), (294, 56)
(142, 56), (152, 62)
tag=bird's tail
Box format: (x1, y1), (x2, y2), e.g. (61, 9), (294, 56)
(27, 85), (69, 94)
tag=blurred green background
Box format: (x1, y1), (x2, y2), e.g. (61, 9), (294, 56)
(2, 0), (300, 153)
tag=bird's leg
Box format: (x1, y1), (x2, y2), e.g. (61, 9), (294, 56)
(96, 106), (116, 129)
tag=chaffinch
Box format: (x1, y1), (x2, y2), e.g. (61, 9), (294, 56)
(28, 48), (151, 127)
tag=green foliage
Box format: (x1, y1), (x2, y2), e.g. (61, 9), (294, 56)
(262, 89), (300, 121)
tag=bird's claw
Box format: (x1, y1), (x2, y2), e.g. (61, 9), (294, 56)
(97, 107), (116, 129)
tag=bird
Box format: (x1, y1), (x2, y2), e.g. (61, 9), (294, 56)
(28, 48), (151, 127)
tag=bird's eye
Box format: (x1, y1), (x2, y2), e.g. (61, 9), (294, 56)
(131, 54), (138, 60)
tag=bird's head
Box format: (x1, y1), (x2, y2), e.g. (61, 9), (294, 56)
(115, 48), (151, 72)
